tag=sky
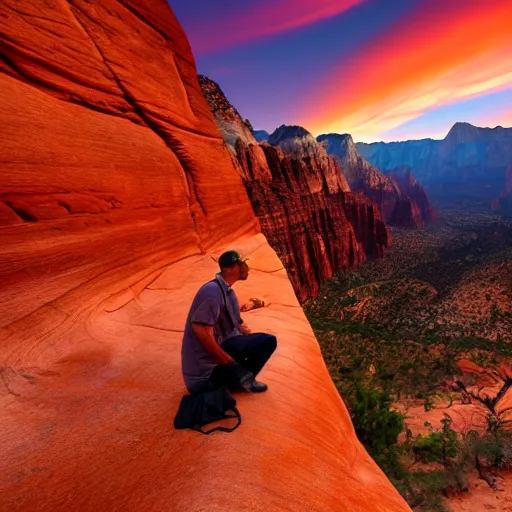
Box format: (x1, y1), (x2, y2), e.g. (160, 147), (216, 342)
(170, 0), (512, 143)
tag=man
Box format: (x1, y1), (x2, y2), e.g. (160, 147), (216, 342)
(181, 250), (277, 394)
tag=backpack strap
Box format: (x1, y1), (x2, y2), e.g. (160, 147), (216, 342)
(213, 278), (236, 331)
(193, 406), (242, 435)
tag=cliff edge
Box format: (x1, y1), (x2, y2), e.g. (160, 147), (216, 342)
(0, 1), (410, 511)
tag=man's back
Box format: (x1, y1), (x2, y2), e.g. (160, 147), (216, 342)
(181, 278), (240, 392)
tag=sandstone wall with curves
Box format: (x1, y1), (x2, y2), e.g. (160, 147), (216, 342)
(0, 0), (259, 363)
(0, 2), (410, 511)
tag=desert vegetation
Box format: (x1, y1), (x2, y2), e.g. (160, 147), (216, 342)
(305, 209), (512, 511)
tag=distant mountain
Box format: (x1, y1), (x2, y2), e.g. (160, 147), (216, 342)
(269, 125), (332, 168)
(387, 166), (433, 226)
(253, 130), (269, 142)
(357, 123), (512, 206)
(318, 133), (432, 226)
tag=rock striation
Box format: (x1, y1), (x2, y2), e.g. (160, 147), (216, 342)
(318, 133), (432, 227)
(1, 2), (410, 511)
(357, 122), (512, 205)
(1, 0), (260, 337)
(199, 77), (389, 301)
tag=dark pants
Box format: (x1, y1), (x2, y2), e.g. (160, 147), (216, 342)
(208, 333), (277, 391)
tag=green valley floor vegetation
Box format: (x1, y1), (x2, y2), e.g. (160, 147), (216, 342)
(304, 208), (512, 511)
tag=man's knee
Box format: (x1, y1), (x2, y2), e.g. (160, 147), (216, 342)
(262, 333), (277, 354)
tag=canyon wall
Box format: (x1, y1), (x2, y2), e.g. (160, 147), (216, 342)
(1, 0), (259, 356)
(492, 165), (512, 217)
(357, 122), (512, 205)
(388, 166), (434, 226)
(318, 133), (432, 227)
(0, 1), (410, 511)
(200, 76), (389, 301)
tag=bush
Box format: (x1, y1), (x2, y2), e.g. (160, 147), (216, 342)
(351, 385), (404, 458)
(413, 415), (459, 465)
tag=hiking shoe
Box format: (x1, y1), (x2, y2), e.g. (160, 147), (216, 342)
(249, 380), (268, 393)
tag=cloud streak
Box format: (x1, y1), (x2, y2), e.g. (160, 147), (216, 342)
(186, 0), (366, 55)
(301, 0), (512, 142)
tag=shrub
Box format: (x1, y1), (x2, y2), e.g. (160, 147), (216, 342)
(351, 385), (404, 458)
(413, 415), (459, 465)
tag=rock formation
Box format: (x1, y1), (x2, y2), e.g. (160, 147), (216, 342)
(1, 1), (411, 511)
(253, 129), (270, 142)
(199, 77), (389, 301)
(388, 166), (433, 226)
(492, 164), (512, 217)
(318, 133), (432, 227)
(357, 122), (512, 205)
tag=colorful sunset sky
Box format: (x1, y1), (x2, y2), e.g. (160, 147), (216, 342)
(171, 0), (512, 143)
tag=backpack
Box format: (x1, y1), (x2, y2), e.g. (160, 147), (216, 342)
(173, 386), (241, 435)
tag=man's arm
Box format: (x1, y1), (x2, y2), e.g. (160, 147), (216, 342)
(239, 322), (252, 335)
(192, 323), (234, 365)
(192, 323), (253, 390)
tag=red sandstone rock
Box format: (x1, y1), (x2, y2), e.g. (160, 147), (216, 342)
(0, 2), (410, 511)
(0, 0), (259, 332)
(457, 359), (486, 375)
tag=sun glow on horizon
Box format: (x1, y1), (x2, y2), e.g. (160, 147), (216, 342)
(300, 0), (512, 143)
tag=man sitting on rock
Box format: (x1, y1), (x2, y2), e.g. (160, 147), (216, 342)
(181, 250), (277, 394)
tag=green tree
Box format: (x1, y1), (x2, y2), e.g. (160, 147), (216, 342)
(351, 385), (404, 457)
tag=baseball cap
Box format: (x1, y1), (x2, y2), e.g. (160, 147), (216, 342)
(218, 250), (248, 268)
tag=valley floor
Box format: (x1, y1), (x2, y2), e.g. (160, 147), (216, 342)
(305, 207), (512, 512)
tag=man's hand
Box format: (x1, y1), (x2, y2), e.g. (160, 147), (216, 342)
(192, 323), (234, 365)
(239, 322), (252, 335)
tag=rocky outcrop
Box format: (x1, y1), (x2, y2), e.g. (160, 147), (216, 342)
(492, 165), (512, 217)
(199, 74), (255, 147)
(318, 133), (432, 227)
(388, 166), (433, 226)
(1, 0), (259, 346)
(357, 123), (512, 204)
(253, 129), (270, 142)
(199, 80), (389, 301)
(1, 2), (411, 511)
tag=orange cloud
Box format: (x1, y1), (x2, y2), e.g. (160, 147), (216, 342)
(302, 0), (512, 141)
(188, 0), (366, 54)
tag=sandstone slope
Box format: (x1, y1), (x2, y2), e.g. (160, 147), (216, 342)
(0, 2), (409, 511)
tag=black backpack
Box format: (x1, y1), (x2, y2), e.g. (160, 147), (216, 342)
(173, 386), (241, 435)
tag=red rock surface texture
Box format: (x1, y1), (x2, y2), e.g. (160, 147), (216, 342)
(0, 2), (410, 511)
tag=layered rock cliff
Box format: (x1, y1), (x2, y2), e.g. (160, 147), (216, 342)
(0, 1), (410, 511)
(492, 165), (512, 217)
(388, 166), (434, 226)
(199, 77), (389, 301)
(318, 133), (432, 227)
(357, 122), (512, 204)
